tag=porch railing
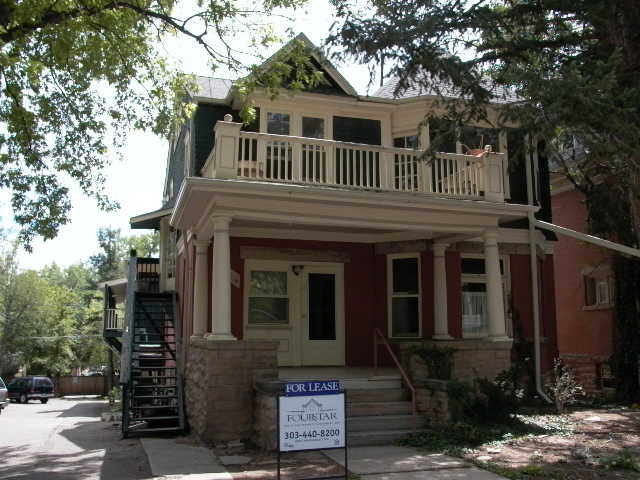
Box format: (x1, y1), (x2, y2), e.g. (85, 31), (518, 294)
(104, 308), (124, 330)
(202, 120), (507, 203)
(373, 328), (417, 436)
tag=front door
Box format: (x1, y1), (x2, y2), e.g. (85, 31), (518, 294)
(243, 261), (344, 366)
(301, 266), (345, 365)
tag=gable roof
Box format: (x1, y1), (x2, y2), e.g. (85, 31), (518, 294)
(190, 77), (234, 103)
(372, 74), (520, 104)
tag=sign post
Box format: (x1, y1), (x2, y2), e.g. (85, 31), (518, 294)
(277, 380), (347, 479)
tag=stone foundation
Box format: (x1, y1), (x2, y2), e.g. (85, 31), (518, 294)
(560, 353), (613, 395)
(184, 339), (278, 443)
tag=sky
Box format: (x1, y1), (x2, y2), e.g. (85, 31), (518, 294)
(0, 1), (375, 272)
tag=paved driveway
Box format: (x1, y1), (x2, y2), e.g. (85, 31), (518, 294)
(0, 396), (152, 479)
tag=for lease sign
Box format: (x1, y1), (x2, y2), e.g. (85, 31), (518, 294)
(279, 381), (345, 452)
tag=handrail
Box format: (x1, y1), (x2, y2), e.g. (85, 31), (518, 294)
(373, 328), (417, 436)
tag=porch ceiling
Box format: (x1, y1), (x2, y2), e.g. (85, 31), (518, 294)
(171, 178), (537, 241)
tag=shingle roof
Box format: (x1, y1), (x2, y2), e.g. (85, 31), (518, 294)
(372, 74), (520, 104)
(191, 77), (233, 102)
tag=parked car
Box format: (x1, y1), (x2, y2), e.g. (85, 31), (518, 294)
(7, 376), (55, 404)
(0, 377), (8, 414)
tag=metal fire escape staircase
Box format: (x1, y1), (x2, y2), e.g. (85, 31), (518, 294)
(120, 255), (185, 438)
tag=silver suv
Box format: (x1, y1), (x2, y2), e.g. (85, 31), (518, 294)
(0, 377), (8, 414)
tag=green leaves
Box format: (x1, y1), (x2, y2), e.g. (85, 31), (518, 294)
(0, 0), (310, 250)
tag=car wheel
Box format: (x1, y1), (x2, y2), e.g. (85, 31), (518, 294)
(40, 399), (48, 404)
(19, 393), (28, 403)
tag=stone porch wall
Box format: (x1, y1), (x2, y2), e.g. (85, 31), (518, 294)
(401, 340), (514, 428)
(184, 339), (279, 443)
(253, 378), (285, 451)
(401, 340), (513, 384)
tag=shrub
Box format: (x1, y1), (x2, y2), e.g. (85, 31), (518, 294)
(547, 358), (584, 414)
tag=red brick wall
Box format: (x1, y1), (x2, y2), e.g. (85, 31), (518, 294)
(552, 188), (613, 356)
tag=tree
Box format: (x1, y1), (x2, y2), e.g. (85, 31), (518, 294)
(327, 0), (640, 396)
(0, 0), (317, 250)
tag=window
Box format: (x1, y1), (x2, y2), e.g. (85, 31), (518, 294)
(248, 270), (289, 325)
(393, 135), (419, 150)
(166, 229), (177, 279)
(302, 116), (326, 183)
(428, 118), (457, 153)
(388, 254), (421, 338)
(459, 126), (501, 153)
(267, 112), (290, 135)
(266, 112), (292, 180)
(585, 274), (614, 307)
(393, 135), (420, 191)
(461, 255), (509, 336)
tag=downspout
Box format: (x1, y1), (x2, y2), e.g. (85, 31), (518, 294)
(525, 148), (553, 403)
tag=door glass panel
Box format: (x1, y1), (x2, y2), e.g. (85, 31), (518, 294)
(308, 273), (336, 340)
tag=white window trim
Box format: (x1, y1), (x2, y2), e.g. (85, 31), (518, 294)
(584, 273), (615, 309)
(387, 253), (422, 339)
(460, 253), (511, 338)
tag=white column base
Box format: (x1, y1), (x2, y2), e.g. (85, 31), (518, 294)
(484, 335), (512, 342)
(432, 334), (453, 340)
(190, 333), (206, 340)
(207, 333), (237, 341)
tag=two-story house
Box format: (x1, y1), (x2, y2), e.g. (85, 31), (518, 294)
(106, 34), (559, 445)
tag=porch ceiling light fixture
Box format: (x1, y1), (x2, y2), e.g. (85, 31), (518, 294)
(291, 265), (304, 276)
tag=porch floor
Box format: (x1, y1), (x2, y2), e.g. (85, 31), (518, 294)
(277, 366), (400, 381)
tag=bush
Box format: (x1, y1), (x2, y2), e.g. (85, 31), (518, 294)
(547, 358), (584, 414)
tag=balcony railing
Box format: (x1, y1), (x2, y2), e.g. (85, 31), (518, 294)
(203, 120), (507, 203)
(104, 308), (124, 331)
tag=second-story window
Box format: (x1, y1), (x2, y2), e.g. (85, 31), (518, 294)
(388, 254), (421, 338)
(267, 112), (290, 135)
(585, 274), (615, 307)
(393, 135), (420, 190)
(302, 117), (326, 182)
(266, 112), (292, 180)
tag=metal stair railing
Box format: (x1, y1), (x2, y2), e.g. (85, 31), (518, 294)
(373, 328), (417, 436)
(120, 250), (139, 437)
(172, 292), (185, 431)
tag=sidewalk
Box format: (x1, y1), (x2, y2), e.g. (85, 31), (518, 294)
(141, 438), (507, 479)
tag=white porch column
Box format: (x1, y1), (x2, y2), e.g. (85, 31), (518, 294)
(209, 216), (236, 340)
(484, 230), (509, 341)
(432, 243), (452, 340)
(191, 240), (210, 339)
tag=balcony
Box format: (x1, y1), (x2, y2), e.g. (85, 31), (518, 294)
(202, 120), (508, 203)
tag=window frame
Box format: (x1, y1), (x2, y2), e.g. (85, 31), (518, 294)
(387, 253), (422, 339)
(245, 261), (292, 326)
(584, 273), (615, 309)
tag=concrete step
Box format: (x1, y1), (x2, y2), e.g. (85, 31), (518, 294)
(339, 377), (402, 390)
(348, 414), (427, 432)
(347, 428), (424, 447)
(347, 401), (413, 417)
(345, 387), (409, 403)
